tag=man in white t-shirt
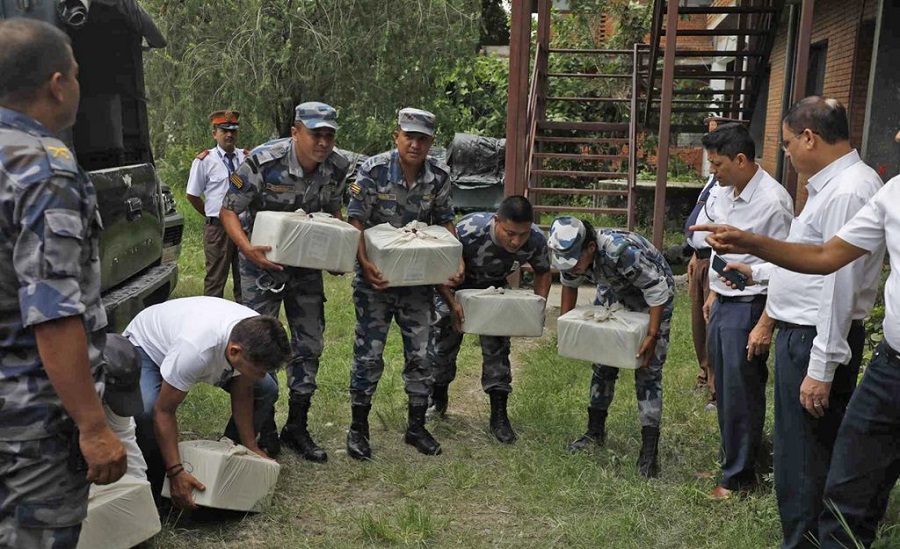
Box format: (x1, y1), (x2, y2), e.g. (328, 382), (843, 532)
(125, 297), (290, 509)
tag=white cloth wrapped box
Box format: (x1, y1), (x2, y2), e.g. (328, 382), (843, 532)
(250, 210), (360, 272)
(557, 304), (650, 369)
(161, 439), (280, 512)
(455, 287), (546, 337)
(364, 222), (462, 287)
(77, 476), (161, 549)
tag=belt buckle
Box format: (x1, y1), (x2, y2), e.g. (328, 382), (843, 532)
(255, 272), (285, 293)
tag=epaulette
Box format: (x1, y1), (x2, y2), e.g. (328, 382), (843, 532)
(195, 149), (210, 160)
(427, 156), (451, 176)
(250, 138), (291, 166)
(328, 149), (351, 172)
(37, 136), (78, 178)
(242, 149), (250, 156)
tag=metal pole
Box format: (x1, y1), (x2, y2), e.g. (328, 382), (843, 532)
(652, 0), (679, 249)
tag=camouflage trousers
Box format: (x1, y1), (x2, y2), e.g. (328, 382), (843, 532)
(240, 256), (326, 397)
(0, 428), (88, 549)
(430, 293), (512, 393)
(588, 292), (674, 428)
(350, 276), (433, 407)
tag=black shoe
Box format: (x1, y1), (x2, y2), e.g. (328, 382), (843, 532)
(280, 395), (327, 462)
(427, 384), (449, 419)
(637, 426), (660, 479)
(257, 428), (281, 458)
(404, 403), (442, 456)
(346, 404), (372, 461)
(566, 407), (607, 453)
(488, 391), (516, 444)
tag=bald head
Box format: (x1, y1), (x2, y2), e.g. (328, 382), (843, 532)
(0, 18), (73, 108)
(782, 96), (850, 145)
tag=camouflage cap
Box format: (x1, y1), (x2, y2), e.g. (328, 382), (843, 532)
(102, 333), (144, 417)
(398, 107), (435, 137)
(548, 216), (587, 271)
(210, 109), (240, 130)
(295, 101), (339, 131)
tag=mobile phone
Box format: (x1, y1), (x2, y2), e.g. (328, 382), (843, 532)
(712, 255), (747, 291)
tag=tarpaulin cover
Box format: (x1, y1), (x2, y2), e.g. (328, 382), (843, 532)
(77, 477), (160, 549)
(456, 287), (545, 337)
(445, 133), (505, 190)
(364, 222), (462, 287)
(557, 304), (650, 369)
(250, 210), (360, 272)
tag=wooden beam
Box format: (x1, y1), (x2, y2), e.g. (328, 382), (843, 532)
(504, 0), (532, 197)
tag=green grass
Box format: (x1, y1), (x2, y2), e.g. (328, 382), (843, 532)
(150, 187), (900, 548)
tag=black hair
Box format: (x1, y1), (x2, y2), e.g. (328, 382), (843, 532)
(580, 218), (597, 247)
(0, 19), (73, 107)
(701, 123), (756, 160)
(782, 96), (850, 145)
(496, 195), (534, 224)
(229, 315), (290, 370)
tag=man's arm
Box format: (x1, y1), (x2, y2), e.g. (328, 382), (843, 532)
(560, 285), (578, 315)
(35, 317), (126, 485)
(185, 194), (206, 217)
(533, 271), (552, 301)
(185, 158), (207, 216)
(219, 207), (282, 272)
(636, 304), (665, 368)
(229, 375), (268, 458)
(154, 381), (205, 509)
(443, 220), (465, 287)
(692, 225), (868, 275)
(747, 309), (775, 361)
(350, 218), (389, 289)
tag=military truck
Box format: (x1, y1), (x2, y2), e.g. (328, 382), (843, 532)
(1, 0), (184, 331)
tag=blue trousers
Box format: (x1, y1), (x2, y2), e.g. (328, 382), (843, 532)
(708, 297), (769, 490)
(774, 322), (864, 549)
(819, 342), (900, 549)
(133, 347), (279, 499)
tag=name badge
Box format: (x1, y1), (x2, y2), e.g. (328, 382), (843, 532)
(265, 184), (293, 193)
(421, 194), (434, 201)
(377, 193), (397, 201)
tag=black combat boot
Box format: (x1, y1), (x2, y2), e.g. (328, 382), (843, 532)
(566, 407), (607, 453)
(346, 404), (372, 461)
(637, 425), (660, 479)
(404, 403), (442, 456)
(257, 415), (281, 458)
(488, 391), (517, 444)
(427, 384), (449, 418)
(280, 394), (327, 462)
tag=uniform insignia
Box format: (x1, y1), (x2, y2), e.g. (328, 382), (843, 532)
(265, 184), (293, 193)
(195, 149), (210, 160)
(46, 146), (72, 160)
(509, 261), (520, 273)
(377, 193), (397, 201)
(229, 173), (243, 189)
(349, 182), (361, 196)
(421, 194), (434, 201)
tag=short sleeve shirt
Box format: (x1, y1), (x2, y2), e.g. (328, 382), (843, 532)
(347, 150), (454, 229)
(185, 145), (247, 217)
(455, 212), (550, 289)
(0, 107), (108, 440)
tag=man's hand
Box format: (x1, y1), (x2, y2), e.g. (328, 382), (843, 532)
(449, 300), (465, 333)
(800, 376), (832, 418)
(703, 292), (716, 323)
(746, 320), (773, 361)
(360, 260), (389, 290)
(242, 245), (283, 271)
(445, 258), (465, 288)
(688, 223), (752, 255)
(248, 445), (275, 461)
(719, 261), (755, 289)
(636, 335), (657, 368)
(79, 425), (127, 485)
(169, 471), (206, 510)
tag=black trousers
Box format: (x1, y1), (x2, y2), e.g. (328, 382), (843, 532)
(774, 322), (865, 549)
(819, 342), (900, 549)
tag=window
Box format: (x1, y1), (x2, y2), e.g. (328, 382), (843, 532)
(806, 41), (827, 97)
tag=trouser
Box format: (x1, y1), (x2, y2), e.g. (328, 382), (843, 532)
(689, 253), (714, 400)
(349, 277), (433, 407)
(588, 294), (673, 429)
(0, 426), (88, 549)
(708, 296), (768, 490)
(134, 347), (279, 499)
(203, 218), (242, 303)
(819, 342), (900, 549)
(774, 321), (864, 549)
(240, 257), (326, 397)
(430, 293), (512, 393)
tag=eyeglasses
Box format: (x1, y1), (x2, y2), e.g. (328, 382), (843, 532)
(781, 133), (804, 152)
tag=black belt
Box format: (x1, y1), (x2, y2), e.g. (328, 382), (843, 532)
(885, 343), (900, 365)
(716, 294), (766, 304)
(694, 248), (712, 260)
(775, 319), (865, 331)
(206, 216), (222, 226)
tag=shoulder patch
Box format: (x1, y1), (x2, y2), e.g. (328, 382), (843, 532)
(39, 137), (78, 177)
(242, 149), (250, 156)
(229, 172), (244, 190)
(195, 149), (210, 160)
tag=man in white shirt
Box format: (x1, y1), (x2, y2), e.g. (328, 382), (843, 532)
(695, 173), (898, 548)
(717, 98), (884, 549)
(186, 110), (248, 303)
(125, 297), (289, 509)
(701, 124), (793, 499)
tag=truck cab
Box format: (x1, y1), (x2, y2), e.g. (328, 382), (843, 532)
(1, 0), (184, 331)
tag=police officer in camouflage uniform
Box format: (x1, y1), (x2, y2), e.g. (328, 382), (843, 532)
(0, 19), (126, 548)
(346, 108), (462, 460)
(220, 102), (350, 462)
(430, 195), (551, 444)
(548, 217), (675, 478)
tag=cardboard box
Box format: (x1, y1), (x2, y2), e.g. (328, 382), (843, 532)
(161, 440), (280, 512)
(455, 288), (545, 337)
(557, 305), (650, 369)
(250, 210), (360, 272)
(77, 476), (161, 549)
(364, 222), (462, 287)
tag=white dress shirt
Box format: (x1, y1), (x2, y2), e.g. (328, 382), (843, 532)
(759, 151), (884, 382)
(186, 145), (247, 217)
(837, 176), (900, 354)
(708, 165), (793, 296)
(688, 174), (721, 251)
